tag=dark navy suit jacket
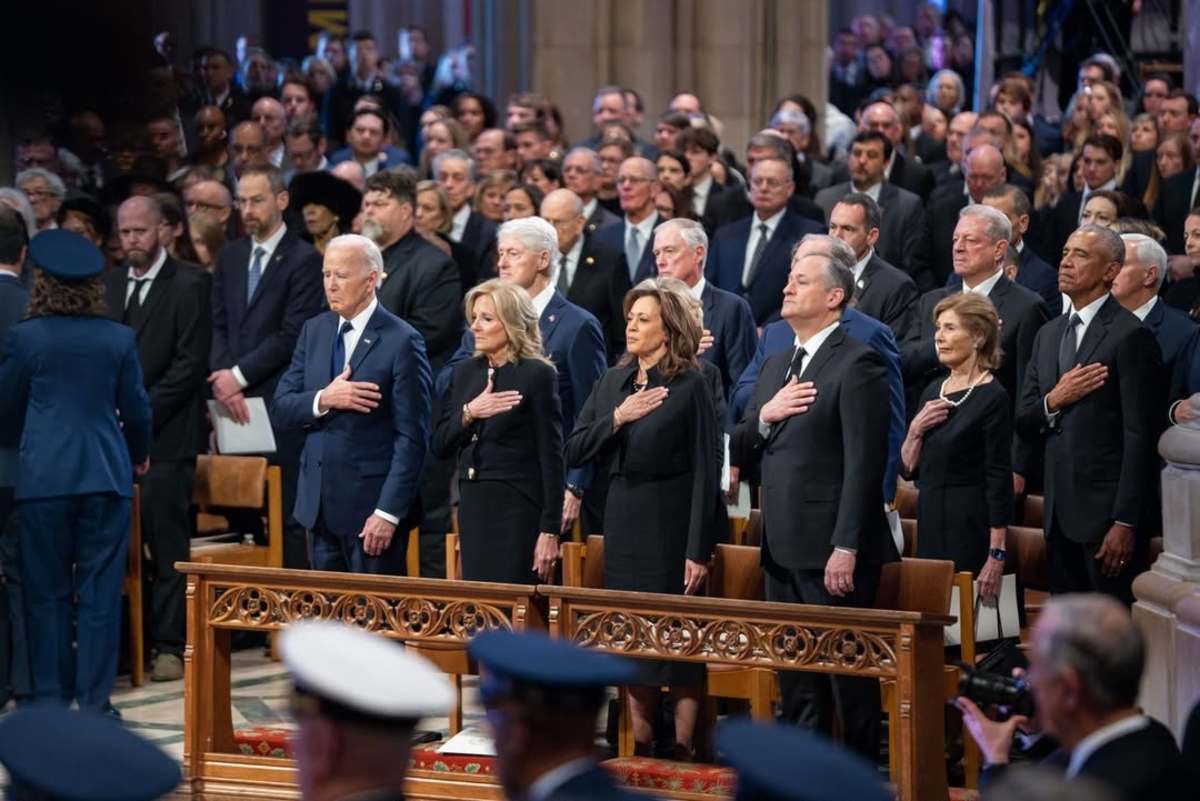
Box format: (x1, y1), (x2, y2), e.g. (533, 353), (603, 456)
(0, 316), (151, 500)
(1142, 297), (1196, 376)
(273, 304), (432, 535)
(437, 290), (607, 490)
(210, 228), (324, 403)
(700, 280), (756, 400)
(592, 214), (660, 285)
(730, 308), (905, 502)
(705, 209), (825, 325)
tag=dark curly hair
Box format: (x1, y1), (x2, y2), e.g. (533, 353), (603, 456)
(26, 270), (107, 318)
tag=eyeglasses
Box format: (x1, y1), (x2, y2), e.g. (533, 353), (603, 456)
(616, 175), (652, 186)
(750, 177), (788, 189)
(186, 200), (229, 212)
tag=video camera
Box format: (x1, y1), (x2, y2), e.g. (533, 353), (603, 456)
(957, 664), (1036, 718)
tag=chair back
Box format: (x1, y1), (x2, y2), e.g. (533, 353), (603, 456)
(1006, 525), (1049, 590)
(901, 518), (918, 557)
(561, 535), (606, 588)
(742, 509), (762, 546)
(193, 455), (268, 508)
(1021, 494), (1045, 529)
(895, 484), (919, 520)
(708, 544), (763, 601)
(875, 557), (954, 615)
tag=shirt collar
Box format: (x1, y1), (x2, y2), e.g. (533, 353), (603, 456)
(581, 197), (598, 220)
(526, 758), (597, 801)
(884, 150), (897, 180)
(131, 246), (168, 281)
(753, 206), (787, 232)
(626, 212), (657, 240)
(963, 268), (1004, 297)
(857, 181), (883, 202)
(1071, 292), (1110, 327)
(1016, 239), (1025, 254)
(852, 249), (872, 282)
(792, 319), (841, 360)
(1082, 178), (1118, 203)
(451, 203), (472, 239)
(1066, 714), (1148, 777)
(1132, 294), (1158, 321)
(692, 174), (713, 200)
(688, 275), (707, 300)
(531, 280), (556, 318)
(252, 221), (288, 258)
(340, 296), (378, 330)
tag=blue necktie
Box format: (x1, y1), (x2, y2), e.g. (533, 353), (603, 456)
(331, 320), (354, 380)
(625, 226), (641, 281)
(247, 246), (265, 304)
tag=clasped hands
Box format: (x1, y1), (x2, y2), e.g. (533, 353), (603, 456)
(208, 368), (251, 423)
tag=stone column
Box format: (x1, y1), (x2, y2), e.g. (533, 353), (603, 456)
(1132, 421), (1200, 739)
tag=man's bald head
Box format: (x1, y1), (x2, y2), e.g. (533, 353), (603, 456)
(118, 195), (165, 269)
(540, 188), (586, 254)
(964, 143), (1007, 202)
(119, 194), (164, 224)
(252, 96), (287, 146)
(541, 188), (583, 218)
(331, 160), (366, 191)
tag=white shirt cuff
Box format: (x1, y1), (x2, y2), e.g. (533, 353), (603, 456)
(1042, 394), (1060, 425)
(373, 508), (399, 525)
(834, 547), (857, 555)
(757, 414), (771, 439)
(231, 365), (249, 389)
(312, 390), (329, 418)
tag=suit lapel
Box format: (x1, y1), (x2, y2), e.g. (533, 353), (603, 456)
(701, 282), (717, 321)
(851, 256), (876, 308)
(105, 269), (127, 321)
(315, 313), (337, 382)
(877, 183), (896, 211)
(1075, 297), (1116, 365)
(1143, 299), (1164, 335)
(798, 326), (843, 382)
(132, 259), (176, 335)
(349, 308), (385, 374)
(540, 292), (566, 348)
(246, 233), (290, 315)
(227, 239), (251, 320)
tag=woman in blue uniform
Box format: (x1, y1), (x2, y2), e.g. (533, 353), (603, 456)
(0, 230), (151, 711)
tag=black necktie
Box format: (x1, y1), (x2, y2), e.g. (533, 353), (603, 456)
(1057, 313), (1082, 376)
(124, 278), (149, 324)
(785, 346), (806, 384)
(331, 320), (354, 380)
(745, 223), (770, 287)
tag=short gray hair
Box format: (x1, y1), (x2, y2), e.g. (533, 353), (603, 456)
(1121, 233), (1168, 291)
(498, 216), (557, 257)
(432, 148), (476, 182)
(959, 203), (1013, 244)
(769, 108), (811, 135)
(1076, 223), (1125, 266)
(327, 233), (384, 279)
(16, 168), (66, 198)
(0, 188), (39, 237)
(564, 146), (603, 174)
(1039, 595), (1145, 713)
(926, 69), (966, 113)
(794, 233), (856, 272)
(655, 217), (708, 252)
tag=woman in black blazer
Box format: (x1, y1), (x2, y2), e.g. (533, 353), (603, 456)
(433, 279), (564, 584)
(901, 293), (1012, 599)
(565, 280), (720, 760)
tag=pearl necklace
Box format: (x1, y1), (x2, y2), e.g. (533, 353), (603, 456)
(938, 370), (990, 407)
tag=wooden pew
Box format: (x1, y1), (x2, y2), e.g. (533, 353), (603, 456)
(178, 562), (542, 801)
(540, 585), (952, 801)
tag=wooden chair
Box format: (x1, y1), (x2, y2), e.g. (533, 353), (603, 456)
(704, 544), (776, 725)
(739, 508), (762, 547)
(407, 532), (467, 734)
(188, 455), (283, 570)
(876, 558), (965, 784)
(895, 484), (919, 520)
(1021, 495), (1044, 529)
(123, 486), (145, 687)
(901, 518), (918, 557)
(1006, 525), (1049, 640)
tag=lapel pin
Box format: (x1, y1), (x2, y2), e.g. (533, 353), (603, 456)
(856, 278), (865, 289)
(363, 338), (372, 345)
(548, 314), (557, 323)
(586, 256), (595, 265)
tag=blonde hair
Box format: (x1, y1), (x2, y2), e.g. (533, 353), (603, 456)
(416, 179), (452, 235)
(464, 279), (553, 367)
(653, 276), (704, 328)
(932, 293), (1003, 370)
(619, 279), (702, 379)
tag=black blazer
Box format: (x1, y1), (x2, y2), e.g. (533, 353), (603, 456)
(564, 233), (631, 362)
(850, 252), (918, 340)
(888, 150), (935, 202)
(733, 326), (897, 570)
(378, 230), (463, 370)
(433, 356), (564, 532)
(706, 209), (825, 325)
(459, 210), (498, 286)
(0, 273), (29, 335)
(210, 228), (324, 401)
(1152, 166), (1197, 255)
(1015, 295), (1164, 542)
(592, 214), (659, 285)
(700, 281), (757, 399)
(1143, 297), (1197, 376)
(982, 718), (1188, 801)
(105, 257), (211, 461)
(815, 181), (934, 290)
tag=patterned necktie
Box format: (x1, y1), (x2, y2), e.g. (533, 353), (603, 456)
(745, 223), (770, 287)
(1057, 313), (1082, 376)
(331, 320), (354, 380)
(247, 246), (266, 304)
(625, 226), (641, 281)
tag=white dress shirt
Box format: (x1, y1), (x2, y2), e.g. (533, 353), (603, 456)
(856, 181), (884, 203)
(581, 197), (598, 223)
(1066, 715), (1148, 778)
(269, 143), (285, 167)
(691, 174), (714, 216)
(741, 207), (787, 287)
(555, 235), (585, 290)
(124, 247), (168, 307)
(1191, 169), (1200, 210)
(232, 223), (289, 389)
(757, 320), (840, 438)
(530, 280), (556, 318)
(687, 275), (707, 301)
(1131, 294), (1158, 321)
(852, 248), (873, 284)
(449, 204), (471, 243)
(963, 268), (1003, 297)
(884, 151), (897, 181)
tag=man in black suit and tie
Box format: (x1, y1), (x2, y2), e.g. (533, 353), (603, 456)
(732, 241), (896, 758)
(703, 133), (825, 234)
(436, 149), (497, 287)
(827, 194), (917, 340)
(959, 595), (1187, 801)
(815, 131), (932, 289)
(926, 144), (1009, 288)
(210, 164), (325, 570)
(105, 197), (211, 681)
(1016, 224), (1164, 602)
(653, 218), (756, 398)
(541, 189), (629, 360)
(859, 100), (935, 201)
(0, 207), (29, 706)
(707, 156), (825, 325)
(562, 147), (620, 235)
(904, 204), (1049, 492)
(591, 157), (660, 286)
(1114, 234), (1196, 375)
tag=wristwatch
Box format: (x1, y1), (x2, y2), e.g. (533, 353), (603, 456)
(989, 547), (1007, 561)
(565, 483), (584, 499)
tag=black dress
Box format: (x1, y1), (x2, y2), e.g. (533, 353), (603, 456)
(433, 356), (564, 584)
(911, 379), (1014, 574)
(565, 363), (720, 685)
